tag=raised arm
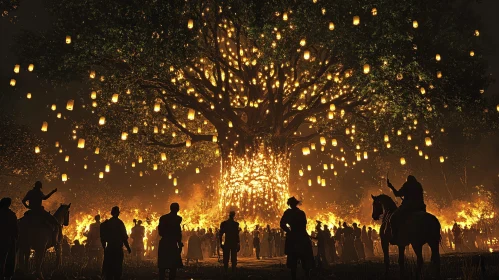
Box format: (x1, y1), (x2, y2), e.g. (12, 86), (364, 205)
(43, 188), (57, 200)
(387, 179), (402, 197)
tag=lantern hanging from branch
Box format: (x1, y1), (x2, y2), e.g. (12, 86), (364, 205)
(187, 109), (195, 120)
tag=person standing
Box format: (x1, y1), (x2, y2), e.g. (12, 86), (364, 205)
(131, 220), (145, 261)
(219, 211), (240, 273)
(158, 203), (183, 280)
(0, 198), (18, 280)
(280, 197), (314, 280)
(253, 227), (261, 260)
(86, 215), (102, 267)
(100, 206), (131, 280)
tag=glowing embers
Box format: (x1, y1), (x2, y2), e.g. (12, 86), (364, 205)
(218, 150), (290, 224)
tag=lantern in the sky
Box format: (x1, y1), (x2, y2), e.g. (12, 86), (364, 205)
(105, 164), (110, 172)
(10, 79), (16, 86)
(65, 36), (71, 44)
(497, 104), (499, 112)
(161, 153), (167, 161)
(57, 113), (61, 118)
(51, 104), (56, 111)
(439, 156), (445, 163)
(400, 157), (406, 165)
(173, 178), (177, 186)
(89, 71), (96, 79)
(186, 139), (192, 147)
(99, 172), (104, 179)
(228, 121), (233, 128)
(175, 189), (179, 194)
(371, 8), (378, 16)
(154, 103), (160, 112)
(425, 137), (432, 146)
(307, 165), (311, 171)
(14, 64), (20, 73)
(436, 54), (441, 61)
(65, 155), (70, 162)
(188, 109), (195, 120)
(332, 139), (338, 146)
(413, 20), (419, 28)
(363, 151), (368, 159)
(308, 179), (312, 186)
(91, 91), (97, 99)
(328, 111), (334, 119)
(62, 174), (68, 182)
(302, 147), (310, 155)
(77, 138), (85, 148)
(196, 168), (200, 174)
(437, 71), (442, 78)
(187, 19), (194, 29)
(131, 162), (136, 167)
(41, 121), (48, 132)
(121, 132), (128, 140)
(310, 143), (316, 150)
(66, 100), (74, 111)
(323, 164), (328, 170)
(35, 146), (40, 154)
(153, 164), (158, 170)
(299, 170), (304, 176)
(386, 143), (391, 149)
(133, 127), (139, 134)
(407, 134), (412, 141)
(283, 12), (288, 21)
(321, 179), (326, 187)
(139, 171), (143, 177)
(329, 22), (335, 30)
(111, 94), (119, 103)
(303, 50), (310, 60)
(384, 134), (389, 142)
(84, 164), (87, 169)
(138, 156), (143, 163)
(353, 16), (360, 25)
(99, 116), (106, 125)
(55, 141), (59, 147)
(212, 135), (218, 142)
(28, 64), (34, 71)
(363, 64), (370, 74)
(420, 87), (426, 95)
(320, 137), (326, 146)
(95, 147), (100, 154)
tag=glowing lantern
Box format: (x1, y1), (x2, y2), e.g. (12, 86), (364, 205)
(41, 122), (48, 132)
(425, 137), (432, 146)
(323, 164), (328, 170)
(470, 50), (475, 57)
(77, 138), (85, 148)
(400, 157), (406, 165)
(51, 104), (56, 111)
(111, 94), (119, 103)
(386, 143), (391, 148)
(397, 130), (402, 136)
(308, 179), (312, 186)
(10, 79), (16, 86)
(65, 36), (71, 44)
(320, 137), (326, 146)
(328, 111), (334, 119)
(371, 8), (378, 16)
(420, 87), (426, 95)
(161, 153), (167, 161)
(196, 168), (200, 174)
(356, 153), (361, 161)
(187, 19), (194, 29)
(55, 141), (59, 147)
(497, 104), (499, 112)
(186, 139), (192, 147)
(154, 126), (159, 133)
(283, 12), (288, 21)
(99, 172), (104, 179)
(26, 93), (31, 99)
(303, 50), (310, 60)
(384, 134), (389, 142)
(14, 64), (20, 73)
(300, 38), (306, 46)
(307, 165), (311, 171)
(419, 150), (423, 156)
(57, 113), (61, 118)
(439, 156), (445, 163)
(328, 22), (335, 30)
(276, 32), (281, 40)
(62, 174), (67, 182)
(28, 64), (34, 71)
(91, 91), (97, 99)
(95, 147), (100, 154)
(436, 54), (441, 61)
(121, 132), (128, 140)
(139, 171), (143, 177)
(317, 176), (321, 184)
(132, 162), (135, 167)
(363, 151), (368, 159)
(105, 164), (110, 172)
(332, 139), (338, 146)
(407, 134), (412, 141)
(302, 147), (310, 155)
(175, 189), (179, 194)
(228, 121), (233, 128)
(188, 109), (195, 120)
(84, 164), (87, 169)
(311, 143), (316, 150)
(99, 116), (106, 125)
(154, 103), (160, 112)
(212, 135), (218, 142)
(66, 100), (74, 111)
(329, 104), (336, 111)
(299, 170), (304, 176)
(92, 101), (97, 107)
(474, 30), (480, 36)
(363, 64), (370, 74)
(34, 146), (40, 153)
(173, 178), (177, 186)
(133, 127), (138, 134)
(89, 71), (96, 79)
(65, 155), (69, 162)
(153, 164), (158, 170)
(321, 179), (326, 187)
(437, 71), (442, 78)
(138, 156), (143, 163)
(353, 16), (360, 25)
(413, 20), (419, 28)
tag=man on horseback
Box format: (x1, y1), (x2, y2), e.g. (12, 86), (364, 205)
(21, 181), (60, 245)
(387, 175), (426, 243)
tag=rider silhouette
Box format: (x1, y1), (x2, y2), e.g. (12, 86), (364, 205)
(388, 175), (426, 242)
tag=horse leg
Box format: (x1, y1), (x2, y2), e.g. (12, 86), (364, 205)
(382, 239), (390, 278)
(398, 245), (405, 279)
(429, 241), (440, 279)
(412, 244), (423, 280)
(34, 248), (46, 280)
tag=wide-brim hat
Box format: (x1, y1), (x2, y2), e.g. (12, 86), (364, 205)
(287, 196), (301, 206)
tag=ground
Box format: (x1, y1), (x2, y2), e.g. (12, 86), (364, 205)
(16, 253), (499, 280)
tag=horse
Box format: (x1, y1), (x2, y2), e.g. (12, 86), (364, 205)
(18, 203), (71, 279)
(371, 194), (440, 279)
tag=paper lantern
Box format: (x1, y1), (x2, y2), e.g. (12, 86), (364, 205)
(420, 87), (426, 95)
(302, 147), (310, 155)
(425, 137), (432, 146)
(41, 121), (48, 132)
(363, 64), (370, 74)
(276, 32), (281, 40)
(133, 127), (138, 134)
(186, 139), (191, 147)
(78, 138), (85, 148)
(62, 174), (67, 182)
(470, 50), (475, 57)
(187, 19), (194, 29)
(95, 147), (100, 154)
(386, 143), (391, 148)
(132, 162), (135, 167)
(65, 155), (70, 162)
(99, 116), (106, 125)
(437, 71), (442, 78)
(384, 134), (389, 142)
(328, 111), (334, 119)
(474, 30), (480, 36)
(105, 164), (110, 172)
(57, 113), (62, 118)
(195, 167), (200, 174)
(84, 164), (87, 169)
(419, 150), (423, 156)
(138, 156), (143, 163)
(353, 16), (360, 25)
(363, 151), (368, 159)
(175, 189), (179, 194)
(320, 137), (326, 145)
(400, 157), (406, 165)
(111, 94), (119, 103)
(188, 109), (195, 120)
(139, 171), (143, 177)
(413, 20), (419, 28)
(300, 38), (306, 46)
(311, 143), (316, 150)
(55, 141), (59, 147)
(303, 50), (310, 60)
(66, 100), (74, 111)
(121, 132), (128, 140)
(161, 153), (167, 161)
(65, 36), (71, 44)
(153, 164), (158, 170)
(328, 22), (335, 30)
(14, 64), (20, 73)
(332, 139), (338, 146)
(173, 178), (177, 186)
(28, 64), (34, 71)
(497, 104), (499, 112)
(323, 164), (328, 170)
(91, 91), (97, 99)
(425, 155), (429, 160)
(154, 126), (159, 134)
(435, 54), (441, 61)
(397, 130), (402, 136)
(99, 172), (104, 179)
(439, 156), (445, 163)
(407, 134), (412, 141)
(212, 135), (218, 142)
(308, 179), (312, 186)
(321, 179), (326, 187)
(51, 104), (56, 111)
(228, 121), (233, 128)
(89, 71), (96, 79)
(371, 8), (378, 16)
(215, 148), (220, 156)
(34, 146), (40, 153)
(154, 103), (160, 112)
(92, 101), (97, 107)
(283, 12), (288, 21)
(299, 170), (304, 176)
(10, 79), (16, 86)
(307, 165), (311, 171)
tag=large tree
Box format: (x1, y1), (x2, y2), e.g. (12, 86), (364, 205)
(16, 0), (490, 222)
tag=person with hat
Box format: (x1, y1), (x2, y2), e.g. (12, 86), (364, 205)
(100, 206), (131, 280)
(219, 211), (240, 274)
(280, 197), (314, 280)
(158, 202), (183, 280)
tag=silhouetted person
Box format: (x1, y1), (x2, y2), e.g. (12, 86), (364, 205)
(324, 225), (337, 263)
(0, 198), (18, 280)
(86, 215), (102, 266)
(22, 181), (59, 245)
(388, 175), (426, 242)
(186, 230), (203, 265)
(253, 228), (261, 260)
(71, 240), (85, 262)
(365, 227), (374, 257)
(158, 203), (183, 280)
(341, 222), (358, 262)
(452, 222), (463, 252)
(220, 211), (240, 273)
(353, 223), (365, 260)
(131, 220), (145, 260)
(205, 228), (215, 257)
(315, 221), (327, 266)
(100, 206), (131, 280)
(280, 197), (314, 280)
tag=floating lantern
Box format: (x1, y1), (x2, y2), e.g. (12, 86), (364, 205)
(57, 113), (62, 118)
(420, 87), (426, 95)
(212, 135), (218, 142)
(439, 156), (445, 163)
(332, 139), (338, 146)
(307, 165), (311, 171)
(321, 179), (326, 187)
(371, 8), (377, 16)
(419, 150), (423, 156)
(89, 71), (96, 79)
(153, 164), (158, 170)
(105, 164), (110, 172)
(175, 189), (179, 194)
(299, 170), (304, 176)
(99, 116), (106, 125)
(55, 141), (60, 147)
(328, 111), (334, 119)
(356, 153), (361, 161)
(329, 22), (335, 30)
(133, 127), (138, 134)
(41, 122), (48, 132)
(308, 179), (312, 186)
(425, 137), (432, 146)
(323, 164), (328, 170)
(77, 138), (85, 148)
(397, 129), (402, 136)
(91, 91), (97, 99)
(303, 50), (310, 60)
(497, 104), (499, 112)
(400, 157), (406, 165)
(27, 93), (32, 99)
(111, 94), (119, 103)
(92, 101), (97, 107)
(35, 146), (40, 153)
(311, 143), (316, 150)
(138, 156), (143, 163)
(10, 79), (16, 86)
(62, 174), (67, 182)
(276, 32), (281, 40)
(139, 171), (143, 177)
(437, 71), (442, 78)
(302, 147), (310, 155)
(14, 64), (20, 73)
(65, 36), (71, 44)
(121, 132), (128, 140)
(154, 103), (160, 112)
(66, 100), (74, 111)
(386, 143), (391, 148)
(84, 164), (87, 169)
(329, 104), (336, 111)
(131, 162), (136, 167)
(173, 178), (177, 186)
(187, 19), (194, 29)
(228, 121), (233, 128)
(51, 104), (56, 111)
(196, 168), (200, 174)
(363, 64), (370, 74)
(436, 54), (441, 61)
(413, 20), (418, 28)
(470, 50), (475, 57)
(353, 16), (360, 25)
(95, 147), (100, 154)
(300, 38), (306, 46)
(283, 12), (288, 21)
(407, 134), (412, 141)
(384, 134), (389, 142)
(186, 139), (192, 147)
(161, 153), (167, 161)
(28, 64), (34, 71)
(99, 172), (104, 179)
(320, 137), (326, 146)
(188, 109), (195, 120)
(154, 126), (159, 133)
(65, 155), (70, 162)
(474, 30), (480, 36)
(363, 151), (368, 159)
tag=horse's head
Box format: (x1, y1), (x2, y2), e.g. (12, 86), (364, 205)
(54, 203), (71, 226)
(371, 195), (383, 220)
